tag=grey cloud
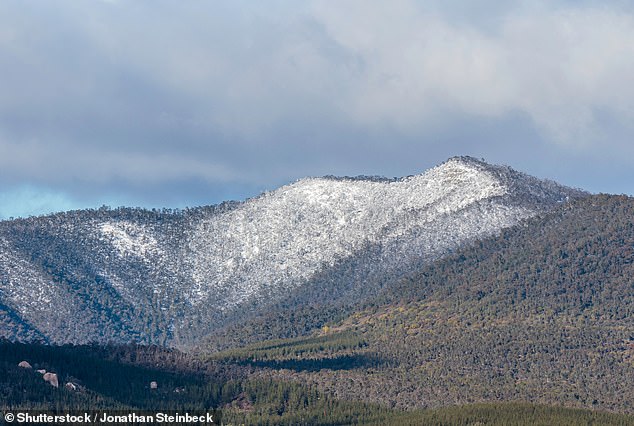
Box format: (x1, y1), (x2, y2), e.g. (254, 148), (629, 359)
(0, 1), (634, 218)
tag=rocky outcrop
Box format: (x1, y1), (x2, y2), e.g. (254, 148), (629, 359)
(18, 360), (32, 369)
(43, 372), (59, 388)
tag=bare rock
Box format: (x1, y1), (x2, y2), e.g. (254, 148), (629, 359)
(18, 361), (32, 369)
(43, 372), (59, 388)
(150, 381), (158, 389)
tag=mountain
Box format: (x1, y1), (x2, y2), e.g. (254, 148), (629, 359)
(216, 194), (634, 413)
(0, 157), (586, 346)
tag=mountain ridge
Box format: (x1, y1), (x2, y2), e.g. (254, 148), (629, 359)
(0, 157), (587, 346)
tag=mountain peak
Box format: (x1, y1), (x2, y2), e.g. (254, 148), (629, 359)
(445, 154), (487, 165)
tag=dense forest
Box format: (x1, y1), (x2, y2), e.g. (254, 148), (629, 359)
(2, 340), (634, 425)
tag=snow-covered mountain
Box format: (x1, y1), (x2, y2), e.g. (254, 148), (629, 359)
(0, 157), (587, 345)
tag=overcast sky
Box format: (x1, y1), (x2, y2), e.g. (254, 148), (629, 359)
(1, 1), (634, 218)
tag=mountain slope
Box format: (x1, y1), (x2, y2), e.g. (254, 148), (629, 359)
(219, 195), (634, 412)
(186, 157), (580, 308)
(0, 157), (586, 345)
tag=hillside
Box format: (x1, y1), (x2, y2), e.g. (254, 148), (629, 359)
(0, 157), (585, 346)
(2, 340), (633, 425)
(208, 195), (634, 413)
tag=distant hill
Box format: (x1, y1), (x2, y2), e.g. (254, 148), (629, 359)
(0, 157), (586, 345)
(210, 195), (634, 413)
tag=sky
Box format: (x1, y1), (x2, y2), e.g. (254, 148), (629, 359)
(1, 0), (634, 219)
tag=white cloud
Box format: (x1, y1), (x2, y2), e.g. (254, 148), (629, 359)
(311, 1), (634, 146)
(4, 1), (633, 147)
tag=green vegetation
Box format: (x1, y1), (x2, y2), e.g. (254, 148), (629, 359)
(377, 403), (634, 426)
(210, 331), (367, 362)
(3, 340), (634, 425)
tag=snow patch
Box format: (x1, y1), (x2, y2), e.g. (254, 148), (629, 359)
(185, 159), (511, 307)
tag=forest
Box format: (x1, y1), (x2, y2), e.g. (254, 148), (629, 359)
(2, 340), (634, 425)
